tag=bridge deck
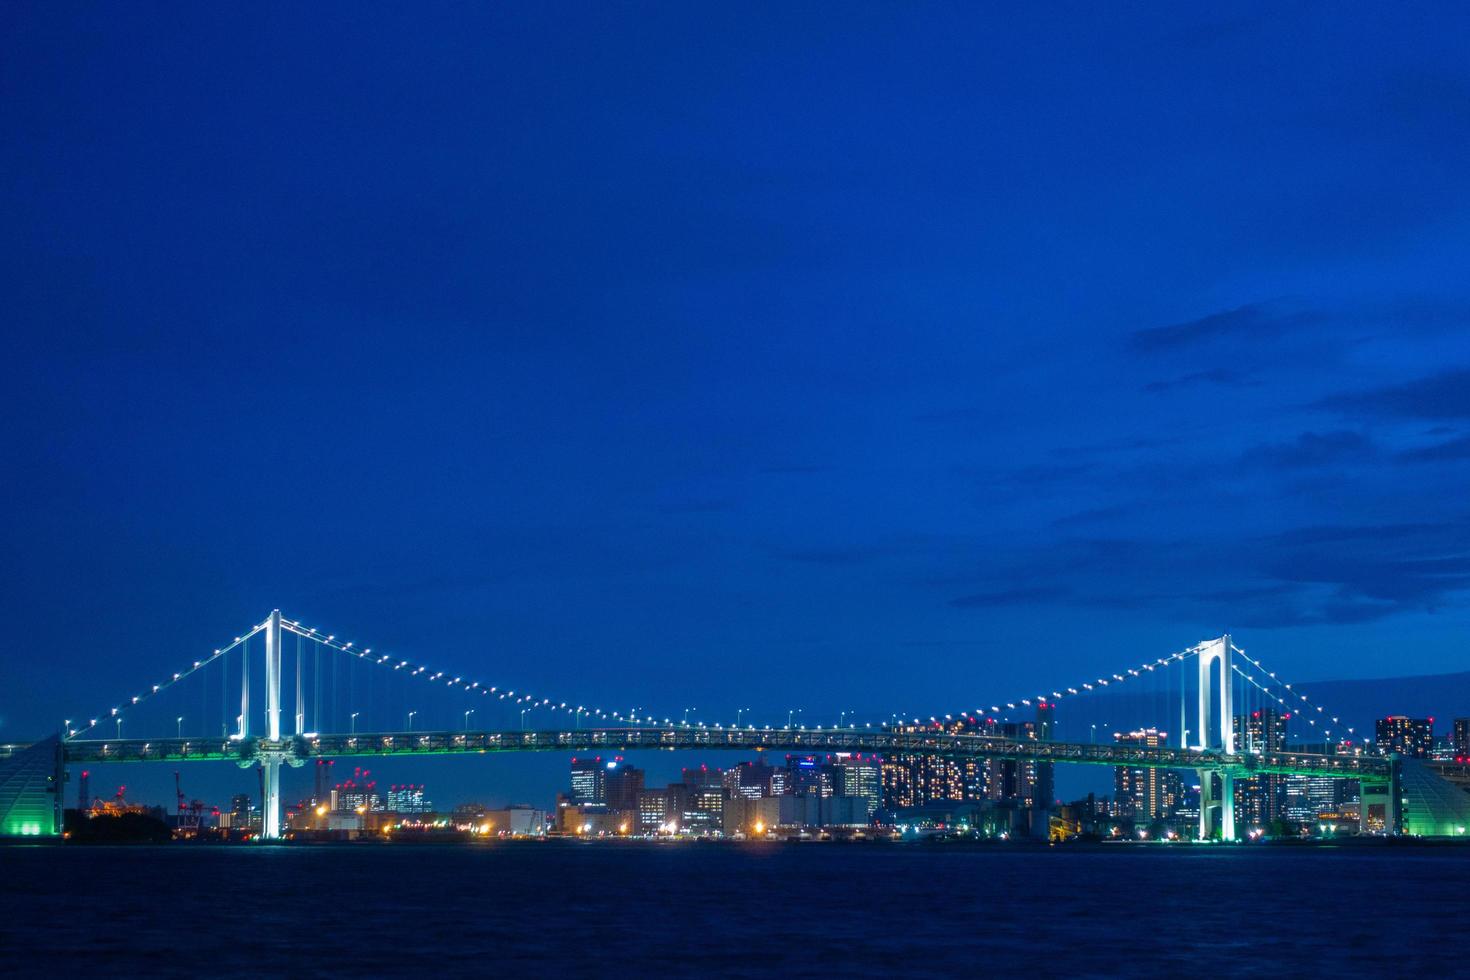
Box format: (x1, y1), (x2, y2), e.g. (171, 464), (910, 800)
(55, 727), (1391, 779)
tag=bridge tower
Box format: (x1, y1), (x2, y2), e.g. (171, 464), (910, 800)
(244, 610), (299, 840)
(1193, 635), (1236, 841)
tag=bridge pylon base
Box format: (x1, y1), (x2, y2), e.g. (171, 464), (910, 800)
(1197, 769), (1236, 841)
(262, 757), (281, 839)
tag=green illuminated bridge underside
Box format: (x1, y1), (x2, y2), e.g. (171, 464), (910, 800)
(51, 727), (1391, 780)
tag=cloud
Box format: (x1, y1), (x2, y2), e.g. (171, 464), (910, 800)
(937, 518), (1470, 629)
(1315, 368), (1470, 420)
(1239, 431), (1375, 469)
(1253, 521), (1470, 609)
(1398, 434), (1470, 462)
(1142, 367), (1255, 394)
(1128, 302), (1323, 353)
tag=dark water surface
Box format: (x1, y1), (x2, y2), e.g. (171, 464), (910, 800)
(2, 841), (1465, 976)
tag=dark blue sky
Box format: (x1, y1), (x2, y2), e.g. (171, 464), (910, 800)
(4, 5), (1470, 803)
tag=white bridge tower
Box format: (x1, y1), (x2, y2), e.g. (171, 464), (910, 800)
(1193, 635), (1235, 841)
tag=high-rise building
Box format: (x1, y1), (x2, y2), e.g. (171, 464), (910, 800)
(989, 720), (1041, 808)
(230, 792), (258, 828)
(723, 760), (774, 800)
(1375, 716), (1433, 758)
(882, 723), (967, 808)
(1233, 708), (1288, 827)
(1034, 702), (1056, 808)
(386, 784), (431, 813)
(1284, 775), (1343, 823)
(831, 754), (882, 818)
(333, 768), (383, 812)
(569, 757), (610, 805)
(681, 764), (725, 789)
(1113, 728), (1182, 822)
(606, 761), (644, 813)
(1453, 719), (1470, 761)
(880, 713), (1050, 810)
(679, 784), (726, 835)
(637, 789), (670, 834)
(784, 755), (833, 797)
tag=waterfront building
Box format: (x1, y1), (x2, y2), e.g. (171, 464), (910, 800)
(1453, 719), (1470, 760)
(881, 720), (972, 809)
(606, 761), (644, 813)
(680, 764), (725, 789)
(723, 760), (774, 800)
(228, 793), (259, 831)
(482, 805), (547, 837)
(1375, 716), (1433, 758)
(830, 753), (882, 817)
(880, 709), (1051, 811)
(637, 788), (670, 834)
(784, 755), (832, 797)
(1113, 728), (1182, 822)
(333, 769), (383, 813)
(1034, 702), (1056, 808)
(1284, 775), (1343, 823)
(1234, 709), (1287, 827)
(679, 784), (726, 835)
(570, 757), (610, 804)
(723, 794), (781, 835)
(386, 784), (431, 813)
(989, 720), (1043, 808)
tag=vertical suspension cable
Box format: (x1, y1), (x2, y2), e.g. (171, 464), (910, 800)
(313, 639), (322, 733)
(1176, 653), (1184, 750)
(294, 633), (304, 735)
(240, 633), (250, 738)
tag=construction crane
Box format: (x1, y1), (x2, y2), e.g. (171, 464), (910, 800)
(174, 771), (201, 833)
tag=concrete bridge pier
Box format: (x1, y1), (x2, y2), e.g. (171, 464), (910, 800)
(1359, 758), (1400, 835)
(1197, 769), (1237, 841)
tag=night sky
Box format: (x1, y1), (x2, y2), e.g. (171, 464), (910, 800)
(4, 4), (1470, 806)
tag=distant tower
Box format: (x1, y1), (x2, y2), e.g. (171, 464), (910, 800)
(77, 769), (90, 811)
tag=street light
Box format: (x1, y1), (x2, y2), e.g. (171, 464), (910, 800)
(787, 708), (803, 729)
(521, 707), (532, 731)
(407, 710), (417, 732)
(176, 716), (184, 738)
(116, 718), (123, 739)
(737, 707), (751, 727)
(351, 711), (360, 735)
(684, 707), (696, 726)
(464, 709), (475, 731)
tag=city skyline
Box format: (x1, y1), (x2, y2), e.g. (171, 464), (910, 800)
(70, 703), (1470, 843)
(7, 9), (1470, 820)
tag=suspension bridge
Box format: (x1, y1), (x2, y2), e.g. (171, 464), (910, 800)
(3, 610), (1466, 842)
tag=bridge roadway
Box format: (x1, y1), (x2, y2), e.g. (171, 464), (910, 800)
(50, 726), (1391, 780)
